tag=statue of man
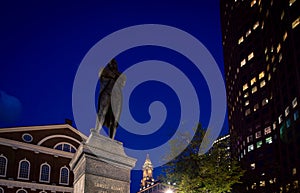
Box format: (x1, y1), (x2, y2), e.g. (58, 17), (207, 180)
(95, 59), (126, 139)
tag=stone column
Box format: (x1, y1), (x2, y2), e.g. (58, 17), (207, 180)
(70, 131), (136, 193)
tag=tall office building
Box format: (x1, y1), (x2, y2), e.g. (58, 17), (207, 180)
(220, 0), (300, 192)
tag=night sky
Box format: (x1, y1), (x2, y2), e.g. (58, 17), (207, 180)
(0, 1), (227, 192)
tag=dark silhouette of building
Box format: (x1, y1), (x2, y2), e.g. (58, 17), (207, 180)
(220, 0), (300, 192)
(0, 123), (87, 193)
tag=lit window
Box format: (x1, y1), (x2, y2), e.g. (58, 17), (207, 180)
(266, 55), (269, 61)
(253, 21), (259, 30)
(247, 135), (253, 143)
(281, 11), (285, 20)
(293, 168), (297, 175)
(251, 77), (256, 85)
(248, 52), (254, 60)
(279, 53), (282, 62)
(18, 159), (30, 180)
(260, 80), (266, 88)
(277, 44), (281, 53)
(245, 109), (251, 116)
(264, 126), (272, 135)
(268, 74), (272, 81)
(286, 119), (291, 128)
(259, 71), (265, 79)
(0, 155), (7, 177)
(271, 55), (275, 63)
(294, 180), (299, 189)
(257, 140), (262, 148)
(292, 17), (300, 29)
(250, 163), (256, 170)
(238, 36), (244, 44)
(246, 29), (252, 37)
(244, 92), (249, 98)
(283, 32), (288, 41)
(266, 137), (273, 144)
(248, 144), (254, 152)
(262, 98), (269, 106)
(289, 0), (296, 6)
(59, 166), (69, 185)
(292, 97), (297, 108)
(278, 114), (283, 124)
(40, 163), (50, 183)
(287, 183), (291, 191)
(254, 103), (259, 112)
(265, 47), (268, 54)
(255, 131), (262, 139)
(285, 107), (290, 116)
(260, 181), (266, 187)
(245, 100), (250, 106)
(294, 111), (299, 121)
(251, 0), (256, 7)
(252, 86), (257, 93)
(243, 83), (248, 91)
(241, 59), (246, 67)
(273, 122), (276, 130)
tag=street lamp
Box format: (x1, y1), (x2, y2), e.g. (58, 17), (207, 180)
(165, 189), (173, 193)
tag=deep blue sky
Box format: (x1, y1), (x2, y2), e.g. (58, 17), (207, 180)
(0, 1), (226, 192)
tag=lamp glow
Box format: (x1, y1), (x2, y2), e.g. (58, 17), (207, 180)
(165, 189), (173, 193)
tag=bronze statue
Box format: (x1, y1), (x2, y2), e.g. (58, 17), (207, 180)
(95, 59), (126, 139)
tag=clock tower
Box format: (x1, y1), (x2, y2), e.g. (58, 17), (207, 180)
(141, 154), (154, 187)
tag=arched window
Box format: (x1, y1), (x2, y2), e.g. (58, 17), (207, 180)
(0, 187), (4, 193)
(18, 159), (30, 180)
(0, 155), (7, 177)
(16, 189), (27, 193)
(39, 163), (51, 182)
(59, 166), (69, 185)
(39, 191), (47, 193)
(54, 143), (76, 153)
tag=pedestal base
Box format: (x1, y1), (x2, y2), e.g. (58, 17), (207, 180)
(70, 132), (136, 193)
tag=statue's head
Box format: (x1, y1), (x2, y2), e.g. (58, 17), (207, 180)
(108, 58), (118, 71)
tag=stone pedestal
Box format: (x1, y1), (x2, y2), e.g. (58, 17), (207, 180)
(70, 131), (136, 193)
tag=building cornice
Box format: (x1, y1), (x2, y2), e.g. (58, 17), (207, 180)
(0, 137), (74, 159)
(0, 124), (87, 141)
(0, 178), (73, 192)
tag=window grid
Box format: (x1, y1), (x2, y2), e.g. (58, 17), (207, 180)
(59, 167), (69, 185)
(0, 155), (7, 177)
(40, 163), (51, 183)
(54, 143), (76, 153)
(18, 159), (30, 180)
